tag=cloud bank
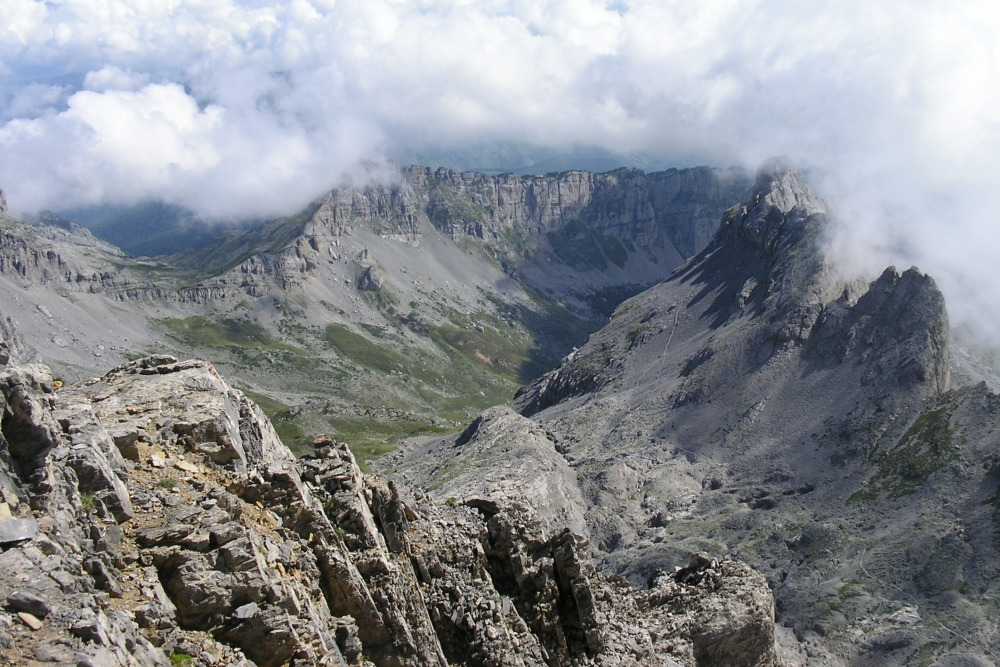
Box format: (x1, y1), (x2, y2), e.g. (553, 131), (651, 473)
(2, 0), (1000, 335)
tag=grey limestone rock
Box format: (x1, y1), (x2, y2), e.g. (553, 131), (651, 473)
(392, 405), (589, 536)
(0, 346), (784, 666)
(357, 263), (386, 291)
(394, 159), (1000, 664)
(0, 517), (36, 544)
(6, 590), (50, 618)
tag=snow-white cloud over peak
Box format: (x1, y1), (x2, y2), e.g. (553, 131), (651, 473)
(2, 1), (1000, 335)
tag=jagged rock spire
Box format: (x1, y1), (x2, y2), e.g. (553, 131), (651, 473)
(716, 157), (826, 259)
(747, 157), (825, 217)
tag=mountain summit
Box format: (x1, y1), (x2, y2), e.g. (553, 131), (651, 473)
(393, 161), (998, 664)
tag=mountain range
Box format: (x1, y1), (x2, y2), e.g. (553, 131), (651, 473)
(0, 164), (748, 462)
(1, 159), (999, 665)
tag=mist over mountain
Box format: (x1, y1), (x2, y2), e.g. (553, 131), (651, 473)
(48, 146), (683, 258)
(3, 1), (1000, 343)
(2, 3), (1000, 665)
(45, 202), (240, 257)
(389, 143), (680, 178)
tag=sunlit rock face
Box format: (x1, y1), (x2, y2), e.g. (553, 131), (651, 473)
(0, 350), (779, 666)
(395, 161), (1000, 665)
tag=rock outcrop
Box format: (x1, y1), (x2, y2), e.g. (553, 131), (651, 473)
(407, 165), (747, 254)
(387, 405), (590, 536)
(0, 350), (779, 666)
(394, 160), (1000, 664)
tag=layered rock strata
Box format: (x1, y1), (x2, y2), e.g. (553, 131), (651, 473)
(392, 160), (1000, 664)
(0, 352), (777, 666)
(166, 165), (749, 306)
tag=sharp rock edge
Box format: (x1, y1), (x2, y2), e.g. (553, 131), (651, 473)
(395, 161), (1000, 665)
(0, 349), (779, 666)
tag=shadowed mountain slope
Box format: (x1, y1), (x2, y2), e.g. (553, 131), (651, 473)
(0, 166), (747, 464)
(391, 160), (1000, 665)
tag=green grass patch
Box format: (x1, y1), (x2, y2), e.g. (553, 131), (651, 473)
(159, 316), (324, 380)
(269, 408), (312, 456)
(160, 316), (274, 348)
(429, 324), (529, 381)
(323, 324), (407, 375)
(170, 653), (195, 667)
(849, 399), (961, 503)
(240, 390), (314, 455)
(359, 323), (388, 338)
(328, 414), (455, 470)
(241, 389), (290, 416)
(359, 286), (399, 312)
(80, 492), (96, 511)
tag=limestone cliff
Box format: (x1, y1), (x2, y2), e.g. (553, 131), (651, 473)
(0, 351), (778, 666)
(166, 164), (748, 313)
(394, 161), (999, 664)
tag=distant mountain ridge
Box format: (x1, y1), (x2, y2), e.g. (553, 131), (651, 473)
(167, 163), (749, 317)
(0, 164), (747, 465)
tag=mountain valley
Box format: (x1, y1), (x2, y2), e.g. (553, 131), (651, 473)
(388, 161), (1000, 665)
(1, 159), (999, 665)
(0, 164), (748, 463)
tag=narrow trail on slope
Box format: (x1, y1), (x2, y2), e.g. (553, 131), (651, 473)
(631, 303), (680, 399)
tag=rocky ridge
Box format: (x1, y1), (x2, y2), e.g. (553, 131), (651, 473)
(165, 164), (749, 314)
(0, 349), (780, 666)
(391, 161), (1000, 664)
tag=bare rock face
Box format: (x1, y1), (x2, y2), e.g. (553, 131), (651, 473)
(642, 555), (778, 667)
(394, 160), (1000, 664)
(356, 263), (386, 291)
(163, 164), (749, 314)
(406, 165), (748, 251)
(0, 351), (779, 666)
(389, 405), (590, 536)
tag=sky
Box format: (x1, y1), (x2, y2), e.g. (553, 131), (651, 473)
(2, 0), (1000, 339)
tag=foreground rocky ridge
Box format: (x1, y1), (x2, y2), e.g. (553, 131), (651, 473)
(392, 161), (1000, 664)
(0, 351), (779, 666)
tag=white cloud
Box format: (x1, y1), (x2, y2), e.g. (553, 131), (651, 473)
(2, 0), (1000, 336)
(83, 66), (150, 92)
(2, 83), (67, 121)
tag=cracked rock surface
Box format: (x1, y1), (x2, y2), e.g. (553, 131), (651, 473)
(0, 352), (778, 666)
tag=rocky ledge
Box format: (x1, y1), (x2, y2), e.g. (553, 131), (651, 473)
(0, 352), (777, 666)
